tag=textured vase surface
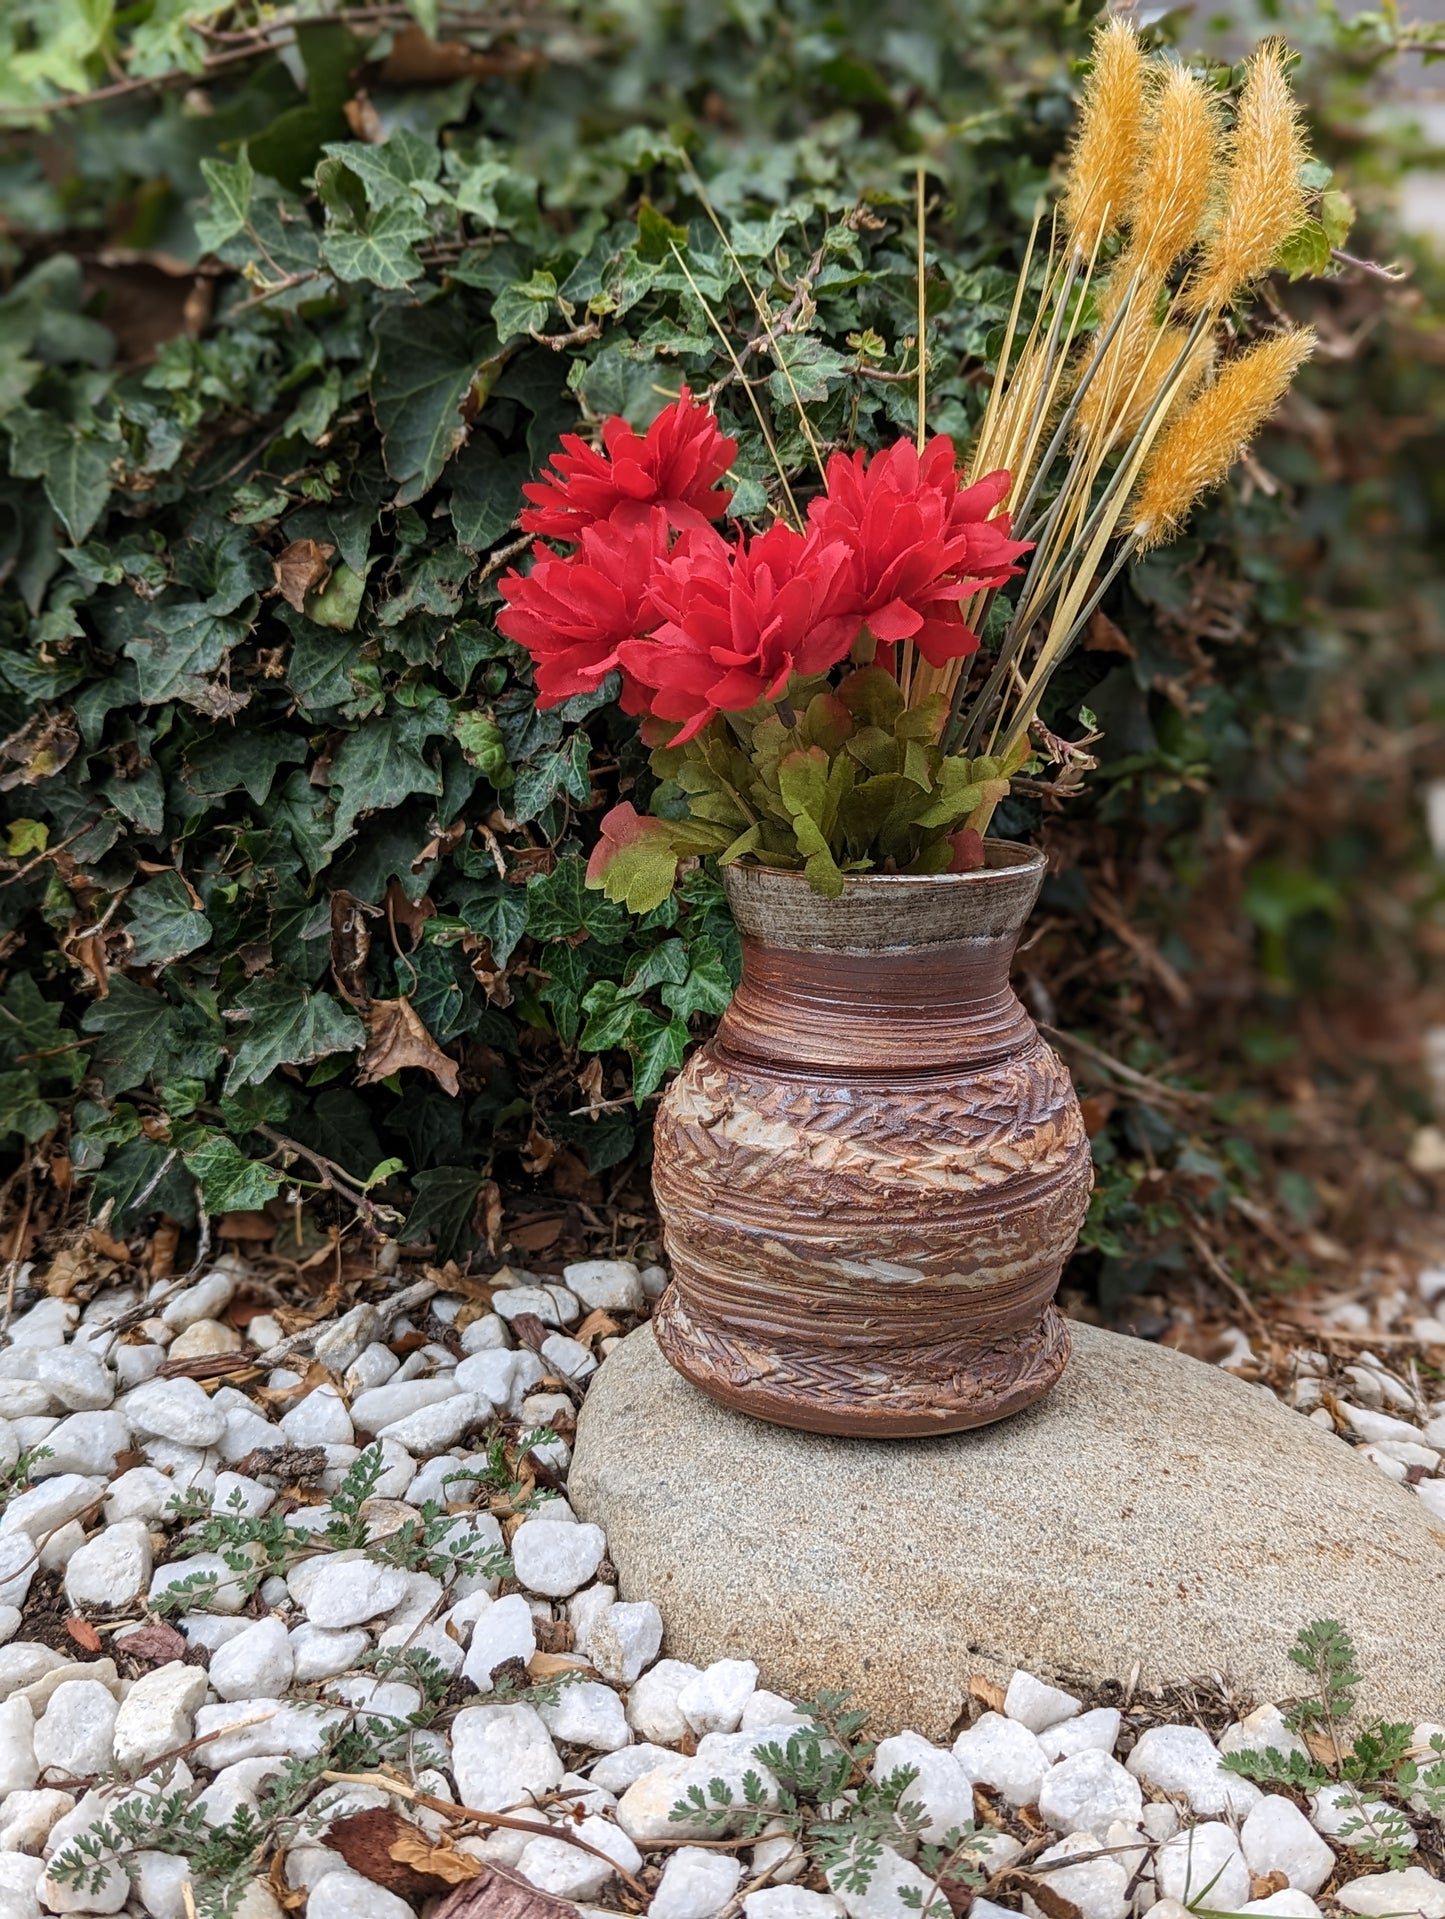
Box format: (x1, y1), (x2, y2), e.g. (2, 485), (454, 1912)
(650, 844), (1094, 1437)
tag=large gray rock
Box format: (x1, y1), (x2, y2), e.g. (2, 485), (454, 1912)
(570, 1323), (1445, 1737)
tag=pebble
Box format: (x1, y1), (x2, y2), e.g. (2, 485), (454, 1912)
(627, 1659), (702, 1745)
(34, 1678), (118, 1779)
(149, 1551), (254, 1614)
(0, 1694), (37, 1796)
(0, 1783), (73, 1850)
(279, 1383), (354, 1445)
(517, 1812), (643, 1899)
(348, 1378), (459, 1434)
(210, 1616), (295, 1701)
(31, 1410), (130, 1477)
(829, 1843), (950, 1919)
(289, 1624), (370, 1684)
(307, 1868), (416, 1917)
(677, 1658), (760, 1737)
(451, 1702), (564, 1809)
(1037, 1706), (1121, 1763)
(746, 1895), (843, 1919)
(311, 1303), (384, 1373)
(590, 1743), (676, 1792)
(1241, 1793), (1336, 1894)
(1155, 1821), (1252, 1910)
(192, 1699), (344, 1768)
(1219, 1702), (1310, 1762)
(1126, 1722), (1262, 1816)
(1, 1473), (106, 1540)
(538, 1679), (632, 1751)
(159, 1269), (237, 1331)
(289, 1553), (411, 1628)
(540, 1331), (598, 1380)
(493, 1286), (567, 1327)
(124, 1376), (226, 1447)
(511, 1517), (606, 1597)
(460, 1314), (509, 1353)
(1038, 1748), (1143, 1839)
(0, 1536), (36, 1612)
(589, 1598), (663, 1683)
(871, 1730), (973, 1841)
(564, 1259), (646, 1313)
(568, 1582), (617, 1657)
(1004, 1669), (1081, 1733)
(1310, 1781), (1417, 1852)
(168, 1317), (243, 1360)
(619, 1748), (779, 1843)
(461, 1593), (538, 1691)
(952, 1711), (1048, 1807)
(377, 1391), (488, 1455)
(1023, 1832), (1128, 1919)
(63, 1517), (153, 1609)
(112, 1661), (208, 1772)
(1335, 1868), (1445, 1917)
(650, 1846), (744, 1919)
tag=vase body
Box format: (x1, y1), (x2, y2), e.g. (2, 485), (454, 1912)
(650, 845), (1093, 1437)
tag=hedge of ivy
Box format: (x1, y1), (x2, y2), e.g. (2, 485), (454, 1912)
(1, 0), (1442, 1293)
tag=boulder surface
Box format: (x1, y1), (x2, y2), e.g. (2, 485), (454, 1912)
(570, 1321), (1445, 1736)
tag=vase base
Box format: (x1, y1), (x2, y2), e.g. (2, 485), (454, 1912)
(651, 1285), (1072, 1438)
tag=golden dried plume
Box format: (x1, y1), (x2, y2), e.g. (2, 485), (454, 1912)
(1126, 64), (1223, 280)
(1062, 20), (1150, 256)
(1190, 39), (1311, 310)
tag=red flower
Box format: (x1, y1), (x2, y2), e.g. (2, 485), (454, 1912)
(620, 521), (860, 742)
(520, 389), (738, 542)
(496, 510), (668, 707)
(808, 437), (1031, 668)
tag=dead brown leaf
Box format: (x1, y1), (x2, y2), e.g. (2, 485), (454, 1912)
(148, 1218), (180, 1275)
(1083, 609), (1135, 656)
(65, 1616), (103, 1653)
(117, 1621), (191, 1668)
(273, 539), (334, 612)
(325, 1808), (440, 1898)
(966, 1675), (1006, 1714)
(508, 1216), (561, 1253)
(379, 23), (547, 85)
(215, 1210), (275, 1242)
(384, 877), (432, 950)
(1010, 1875), (1083, 1919)
(521, 1124), (555, 1176)
(330, 890), (379, 1008)
(358, 997), (459, 1096)
(574, 1309), (620, 1345)
(388, 1824), (482, 1886)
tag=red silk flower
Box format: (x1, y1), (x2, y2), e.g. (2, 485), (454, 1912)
(619, 520), (859, 743)
(520, 388), (738, 542)
(496, 510), (668, 706)
(808, 436), (1030, 668)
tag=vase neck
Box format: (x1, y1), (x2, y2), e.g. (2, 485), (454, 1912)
(716, 930), (1037, 1075)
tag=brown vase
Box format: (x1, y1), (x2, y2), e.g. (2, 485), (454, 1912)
(649, 842), (1093, 1438)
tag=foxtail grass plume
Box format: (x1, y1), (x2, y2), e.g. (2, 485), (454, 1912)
(1189, 40), (1310, 311)
(1062, 20), (1150, 256)
(1127, 65), (1223, 279)
(1129, 327), (1315, 550)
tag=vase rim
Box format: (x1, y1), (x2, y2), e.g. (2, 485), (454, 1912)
(721, 839), (1047, 952)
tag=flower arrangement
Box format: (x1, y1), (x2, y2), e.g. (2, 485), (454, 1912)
(497, 23), (1330, 907)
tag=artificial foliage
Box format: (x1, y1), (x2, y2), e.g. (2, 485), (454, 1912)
(0, 0), (1442, 1296)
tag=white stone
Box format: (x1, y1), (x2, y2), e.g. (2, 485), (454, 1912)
(39, 1519), (85, 1574)
(279, 1384), (353, 1446)
(306, 1868), (415, 1918)
(871, 1731), (974, 1843)
(1023, 1832), (1129, 1919)
(34, 1679), (117, 1778)
(289, 1624), (369, 1684)
(563, 1260), (646, 1313)
(568, 1582), (617, 1658)
(0, 1783), (72, 1850)
(111, 1660), (207, 1771)
(348, 1378), (458, 1434)
(290, 1553), (410, 1628)
(63, 1519), (152, 1610)
(345, 1342), (400, 1395)
(31, 1412), (129, 1478)
(830, 1843), (947, 1919)
(590, 1743), (675, 1792)
(588, 1599), (662, 1684)
(219, 1403), (278, 1462)
(460, 1314), (509, 1354)
(28, 1347), (114, 1412)
(1240, 1793), (1336, 1894)
(378, 1391), (488, 1456)
(210, 1471), (275, 1521)
(123, 1376), (225, 1447)
(1126, 1721), (1262, 1816)
(0, 1604), (18, 1646)
(746, 1894), (843, 1919)
(511, 1517), (606, 1598)
(1241, 1896), (1323, 1919)
(1, 1474), (106, 1541)
(209, 1616), (294, 1702)
(149, 1551), (253, 1614)
(0, 1643), (69, 1700)
(1310, 1781), (1417, 1852)
(451, 1702), (564, 1810)
(1359, 1444), (1410, 1482)
(0, 1535), (36, 1612)
(516, 1812), (643, 1900)
(952, 1711), (1047, 1807)
(651, 1846), (744, 1919)
(741, 1691), (809, 1733)
(6, 1298), (75, 1346)
(160, 1269), (236, 1331)
(1004, 1670), (1081, 1733)
(192, 1699), (343, 1768)
(1335, 1868), (1445, 1917)
(627, 1658), (701, 1744)
(1219, 1703), (1311, 1763)
(462, 1593), (537, 1691)
(1156, 1821), (1251, 1910)
(101, 1466), (176, 1526)
(538, 1679), (630, 1752)
(0, 1693), (37, 1796)
(1038, 1748), (1142, 1839)
(1037, 1707), (1121, 1763)
(1337, 1403), (1425, 1444)
(678, 1657), (759, 1736)
(539, 1331), (597, 1381)
(493, 1286), (566, 1327)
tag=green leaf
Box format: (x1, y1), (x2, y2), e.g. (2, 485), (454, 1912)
(579, 980), (638, 1051)
(181, 1132), (282, 1214)
(1276, 219), (1331, 282)
(662, 940), (735, 1021)
(1319, 189), (1354, 250)
(321, 131), (441, 209)
(5, 409), (115, 542)
(323, 199), (431, 288)
(453, 711), (512, 788)
(305, 562), (368, 631)
(125, 871), (213, 966)
(224, 982), (366, 1092)
(0, 1071), (59, 1144)
(585, 803), (680, 916)
(401, 1164), (486, 1262)
(493, 272), (558, 344)
(82, 981), (224, 1094)
(371, 299), (500, 505)
(196, 149), (256, 252)
(448, 441), (528, 549)
(630, 1008), (690, 1102)
(323, 710), (444, 852)
(511, 731), (591, 825)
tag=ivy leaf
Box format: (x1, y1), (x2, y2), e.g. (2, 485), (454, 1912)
(492, 271), (558, 344)
(180, 1132), (282, 1214)
(1277, 220), (1332, 282)
(196, 149), (255, 251)
(448, 440), (528, 548)
(511, 731), (591, 825)
(224, 981), (366, 1092)
(1320, 189), (1355, 250)
(323, 199), (431, 288)
(5, 408), (115, 542)
(452, 711), (513, 789)
(372, 299), (500, 504)
(321, 130), (441, 209)
(125, 871), (213, 966)
(455, 879), (528, 966)
(584, 802), (679, 916)
(124, 603), (254, 707)
(82, 981), (224, 1094)
(630, 1008), (690, 1102)
(0, 1071), (59, 1144)
(323, 710), (444, 852)
(527, 856), (628, 945)
(401, 1164), (486, 1262)
(579, 979), (637, 1051)
(662, 940), (736, 1021)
